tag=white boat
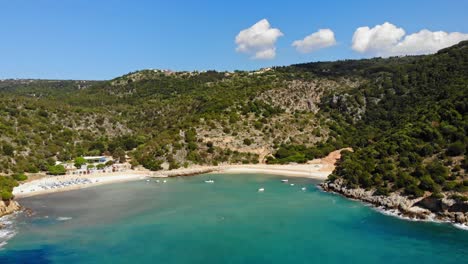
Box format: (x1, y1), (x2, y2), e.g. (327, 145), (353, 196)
(163, 180), (167, 183)
(146, 179), (150, 182)
(301, 187), (306, 191)
(205, 180), (214, 183)
(290, 183), (295, 186)
(156, 180), (160, 183)
(281, 179), (288, 183)
(258, 188), (265, 192)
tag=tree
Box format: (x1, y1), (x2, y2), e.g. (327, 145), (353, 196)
(140, 158), (163, 171)
(122, 137), (138, 150)
(1, 190), (13, 200)
(405, 184), (424, 197)
(12, 173), (27, 181)
(90, 142), (106, 154)
(446, 141), (465, 156)
(112, 147), (126, 163)
(47, 165), (66, 175)
(2, 144), (14, 156)
(419, 175), (440, 192)
(74, 157), (87, 169)
(0, 176), (18, 200)
(169, 161), (180, 170)
(426, 162), (449, 180)
(187, 142), (197, 151)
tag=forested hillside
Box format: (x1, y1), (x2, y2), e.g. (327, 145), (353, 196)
(0, 41), (467, 201)
(0, 69), (355, 174)
(322, 41), (468, 199)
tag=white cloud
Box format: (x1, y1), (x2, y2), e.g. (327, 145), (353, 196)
(292, 29), (336, 53)
(351, 22), (405, 55)
(394, 30), (468, 55)
(235, 19), (283, 60)
(352, 22), (468, 56)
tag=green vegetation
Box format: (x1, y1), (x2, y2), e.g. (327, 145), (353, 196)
(0, 176), (18, 200)
(319, 41), (468, 198)
(12, 173), (28, 181)
(267, 141), (338, 164)
(74, 157), (87, 169)
(47, 165), (66, 175)
(0, 41), (466, 201)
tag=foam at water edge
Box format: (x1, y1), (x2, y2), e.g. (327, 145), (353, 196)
(372, 206), (468, 231)
(57, 217), (73, 221)
(0, 213), (18, 249)
(320, 185), (468, 231)
(454, 223), (468, 231)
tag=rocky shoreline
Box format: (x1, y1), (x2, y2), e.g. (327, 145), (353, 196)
(0, 200), (21, 219)
(321, 179), (468, 227)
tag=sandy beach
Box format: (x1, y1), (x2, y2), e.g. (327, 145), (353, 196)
(12, 163), (332, 198)
(13, 171), (151, 198)
(220, 164), (331, 178)
(13, 149), (345, 198)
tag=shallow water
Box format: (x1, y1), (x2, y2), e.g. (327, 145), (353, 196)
(1, 173), (467, 263)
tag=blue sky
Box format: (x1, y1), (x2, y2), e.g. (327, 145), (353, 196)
(1, 0), (467, 80)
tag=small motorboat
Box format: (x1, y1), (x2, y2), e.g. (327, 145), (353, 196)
(301, 187), (306, 191)
(290, 183), (295, 186)
(156, 180), (160, 183)
(281, 179), (289, 183)
(258, 188), (265, 192)
(205, 180), (215, 183)
(163, 180), (167, 183)
(146, 179), (150, 182)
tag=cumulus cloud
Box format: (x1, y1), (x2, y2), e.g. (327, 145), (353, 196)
(352, 22), (405, 54)
(292, 29), (336, 53)
(352, 22), (468, 56)
(235, 19), (283, 59)
(394, 30), (468, 55)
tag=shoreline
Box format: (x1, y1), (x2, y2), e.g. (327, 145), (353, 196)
(12, 163), (332, 199)
(219, 164), (331, 178)
(320, 180), (468, 230)
(13, 171), (152, 199)
(10, 148), (348, 200)
(12, 148), (467, 231)
(1, 160), (465, 242)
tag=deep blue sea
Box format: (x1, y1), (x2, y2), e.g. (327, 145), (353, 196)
(0, 173), (467, 263)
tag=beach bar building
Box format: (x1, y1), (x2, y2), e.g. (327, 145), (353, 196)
(83, 156), (108, 163)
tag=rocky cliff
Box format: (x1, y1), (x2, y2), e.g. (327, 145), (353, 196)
(0, 200), (21, 218)
(321, 179), (468, 226)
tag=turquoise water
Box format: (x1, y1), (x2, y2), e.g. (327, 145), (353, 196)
(0, 173), (467, 263)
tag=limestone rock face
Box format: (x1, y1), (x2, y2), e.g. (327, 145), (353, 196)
(321, 179), (468, 226)
(0, 200), (21, 218)
(455, 213), (466, 223)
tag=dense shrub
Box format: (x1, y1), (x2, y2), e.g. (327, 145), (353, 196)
(47, 165), (66, 175)
(0, 176), (18, 200)
(243, 138), (252, 146)
(446, 141), (465, 156)
(74, 157), (87, 169)
(12, 173), (28, 181)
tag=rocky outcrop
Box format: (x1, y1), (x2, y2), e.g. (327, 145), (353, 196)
(0, 200), (21, 218)
(321, 179), (468, 226)
(257, 79), (361, 114)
